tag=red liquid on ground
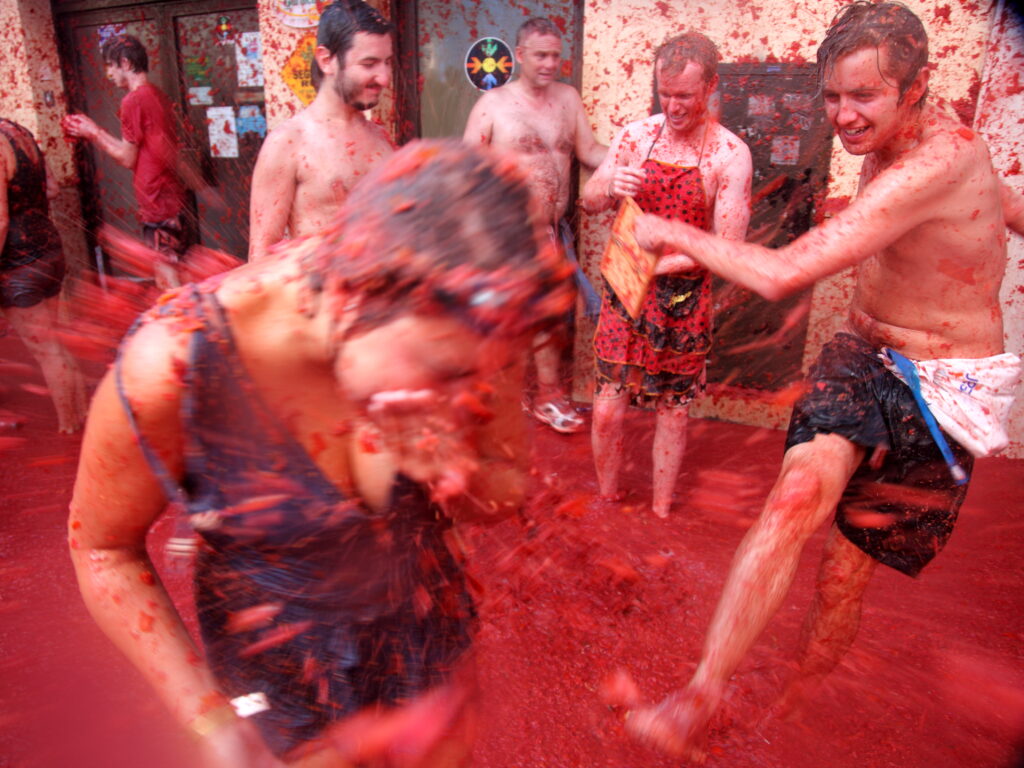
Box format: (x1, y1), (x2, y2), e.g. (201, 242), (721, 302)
(1, 330), (1022, 767)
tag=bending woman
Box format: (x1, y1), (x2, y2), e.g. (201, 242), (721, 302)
(0, 118), (86, 432)
(69, 141), (571, 767)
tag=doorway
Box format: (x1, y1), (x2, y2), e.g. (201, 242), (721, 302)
(54, 0), (262, 264)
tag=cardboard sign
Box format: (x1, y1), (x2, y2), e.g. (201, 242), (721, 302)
(283, 33), (317, 105)
(600, 197), (658, 319)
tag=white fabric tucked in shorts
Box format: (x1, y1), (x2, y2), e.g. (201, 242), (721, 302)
(883, 351), (1022, 458)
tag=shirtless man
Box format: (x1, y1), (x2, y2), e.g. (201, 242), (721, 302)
(626, 3), (1022, 759)
(248, 0), (393, 261)
(579, 32), (751, 517)
(464, 16), (607, 433)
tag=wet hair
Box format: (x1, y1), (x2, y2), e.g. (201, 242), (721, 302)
(817, 1), (929, 105)
(311, 0), (394, 90)
(654, 31), (719, 83)
(305, 140), (572, 339)
(516, 17), (562, 47)
(100, 35), (149, 74)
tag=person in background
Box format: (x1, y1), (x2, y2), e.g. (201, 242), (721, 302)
(248, 0), (394, 262)
(0, 117), (86, 433)
(64, 34), (189, 290)
(464, 16), (607, 434)
(580, 31), (751, 517)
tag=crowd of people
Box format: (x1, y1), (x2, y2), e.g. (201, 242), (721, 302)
(0, 0), (1020, 765)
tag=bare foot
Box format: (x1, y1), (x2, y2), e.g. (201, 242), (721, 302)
(626, 685), (722, 763)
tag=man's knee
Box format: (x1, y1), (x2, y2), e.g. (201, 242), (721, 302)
(761, 464), (828, 538)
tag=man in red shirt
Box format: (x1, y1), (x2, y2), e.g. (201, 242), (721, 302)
(65, 35), (188, 290)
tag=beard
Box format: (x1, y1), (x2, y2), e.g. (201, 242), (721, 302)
(336, 70), (380, 111)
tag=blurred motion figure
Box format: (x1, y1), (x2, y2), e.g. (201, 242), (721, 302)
(69, 140), (571, 767)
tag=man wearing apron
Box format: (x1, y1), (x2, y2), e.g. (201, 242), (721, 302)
(581, 32), (752, 518)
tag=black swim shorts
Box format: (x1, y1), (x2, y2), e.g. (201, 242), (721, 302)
(0, 250), (65, 309)
(786, 332), (973, 577)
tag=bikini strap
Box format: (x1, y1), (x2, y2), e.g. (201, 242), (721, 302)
(642, 119), (666, 164)
(113, 291), (202, 505)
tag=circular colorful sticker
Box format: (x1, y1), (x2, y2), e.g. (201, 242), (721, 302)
(465, 37), (514, 91)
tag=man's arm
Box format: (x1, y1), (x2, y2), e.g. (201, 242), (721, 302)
(569, 88), (607, 170)
(248, 126), (298, 261)
(63, 114), (138, 169)
(580, 127), (635, 214)
(637, 138), (959, 300)
(999, 180), (1024, 237)
(656, 138), (752, 274)
(710, 140), (753, 242)
(462, 93), (495, 146)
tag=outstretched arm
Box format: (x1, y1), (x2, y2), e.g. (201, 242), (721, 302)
(638, 138), (957, 300)
(248, 127), (298, 262)
(655, 137), (752, 275)
(63, 113), (138, 169)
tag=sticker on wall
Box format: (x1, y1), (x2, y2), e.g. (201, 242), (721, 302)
(207, 106), (239, 158)
(185, 57), (212, 87)
(188, 86), (213, 106)
(770, 136), (800, 166)
(214, 15), (235, 45)
(236, 31), (264, 88)
(276, 0), (330, 29)
(238, 105), (267, 138)
(97, 24), (127, 46)
(465, 37), (514, 91)
(283, 33), (317, 105)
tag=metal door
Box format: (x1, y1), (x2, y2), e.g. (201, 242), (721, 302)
(710, 63), (833, 392)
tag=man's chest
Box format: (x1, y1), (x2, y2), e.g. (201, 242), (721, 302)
(494, 106), (574, 156)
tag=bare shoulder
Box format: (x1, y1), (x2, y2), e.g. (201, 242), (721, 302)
(915, 106), (991, 177)
(117, 298), (204, 417)
(257, 114), (304, 166)
(710, 122), (749, 157)
(552, 81), (584, 106)
(365, 117), (395, 148)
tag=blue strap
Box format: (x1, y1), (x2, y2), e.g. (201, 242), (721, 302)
(885, 348), (968, 486)
(558, 219), (601, 321)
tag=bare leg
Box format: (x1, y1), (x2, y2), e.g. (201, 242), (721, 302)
(628, 433), (864, 760)
(531, 330), (582, 433)
(591, 383), (627, 499)
(777, 522), (877, 715)
(652, 402), (688, 517)
(3, 296), (87, 432)
(533, 329), (562, 399)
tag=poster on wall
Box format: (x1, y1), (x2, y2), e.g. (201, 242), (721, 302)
(283, 33), (317, 105)
(236, 31), (264, 88)
(276, 0), (329, 29)
(207, 106), (239, 158)
(238, 105), (267, 138)
(97, 24), (127, 45)
(465, 37), (514, 91)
